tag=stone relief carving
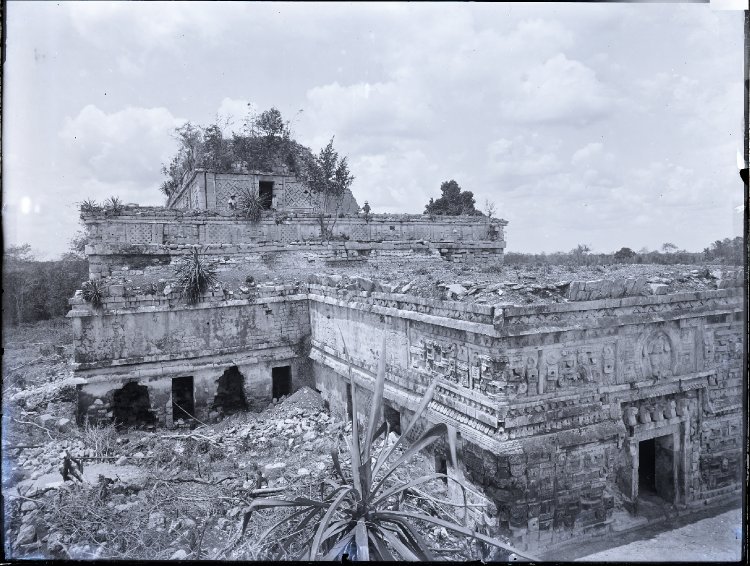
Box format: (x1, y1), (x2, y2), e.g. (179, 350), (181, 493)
(641, 332), (675, 379)
(623, 406), (639, 426)
(622, 395), (688, 428)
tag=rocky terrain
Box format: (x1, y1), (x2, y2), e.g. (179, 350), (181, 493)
(105, 260), (741, 308)
(2, 321), (481, 560)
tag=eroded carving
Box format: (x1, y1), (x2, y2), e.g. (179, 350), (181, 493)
(641, 332), (674, 379)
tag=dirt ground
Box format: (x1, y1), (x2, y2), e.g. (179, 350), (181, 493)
(577, 507), (743, 562)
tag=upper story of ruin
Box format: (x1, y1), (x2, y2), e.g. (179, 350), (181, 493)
(165, 168), (361, 215)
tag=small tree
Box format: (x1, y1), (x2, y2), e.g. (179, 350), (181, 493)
(661, 242), (678, 254)
(483, 199), (496, 219)
(613, 247), (636, 262)
(304, 137), (354, 240)
(570, 244), (592, 266)
(424, 180), (480, 216)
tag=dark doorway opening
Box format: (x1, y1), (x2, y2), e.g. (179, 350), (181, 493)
(435, 455), (448, 485)
(639, 438), (656, 494)
(384, 404), (402, 435)
(259, 181), (274, 210)
(113, 382), (155, 429)
(639, 435), (676, 504)
(213, 366), (248, 415)
(272, 366), (292, 400)
(172, 376), (195, 423)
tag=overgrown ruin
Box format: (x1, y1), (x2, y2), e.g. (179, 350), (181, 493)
(67, 168), (743, 553)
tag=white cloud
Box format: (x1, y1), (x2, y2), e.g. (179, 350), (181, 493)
(504, 54), (616, 124)
(487, 136), (563, 178)
(305, 81), (436, 144)
(572, 142), (604, 164)
(216, 98), (254, 135)
(60, 105), (183, 186)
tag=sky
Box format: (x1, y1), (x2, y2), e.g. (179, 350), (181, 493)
(3, 1), (745, 258)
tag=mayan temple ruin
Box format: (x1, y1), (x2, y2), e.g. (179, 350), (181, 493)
(66, 161), (744, 554)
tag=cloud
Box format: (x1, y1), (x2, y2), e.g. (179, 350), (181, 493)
(216, 98), (253, 135)
(487, 136), (563, 178)
(348, 142), (442, 212)
(504, 54), (616, 124)
(59, 105), (183, 192)
(305, 81), (436, 145)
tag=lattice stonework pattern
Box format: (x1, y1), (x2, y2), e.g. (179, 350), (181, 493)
(215, 179), (253, 211)
(125, 223), (153, 244)
(284, 181), (313, 209)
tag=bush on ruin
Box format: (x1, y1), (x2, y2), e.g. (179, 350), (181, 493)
(174, 248), (218, 304)
(82, 280), (107, 309)
(236, 187), (264, 222)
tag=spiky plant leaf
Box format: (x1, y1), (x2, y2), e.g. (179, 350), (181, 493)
(174, 247), (218, 304)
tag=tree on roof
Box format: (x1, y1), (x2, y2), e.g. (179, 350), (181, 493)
(302, 137), (355, 240)
(424, 180), (481, 216)
(158, 107), (314, 197)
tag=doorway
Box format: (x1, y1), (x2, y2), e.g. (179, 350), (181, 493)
(259, 181), (274, 210)
(639, 434), (675, 503)
(213, 366), (248, 415)
(435, 455), (448, 485)
(113, 382), (155, 428)
(384, 403), (402, 435)
(172, 376), (195, 422)
(272, 366), (292, 400)
(639, 438), (656, 493)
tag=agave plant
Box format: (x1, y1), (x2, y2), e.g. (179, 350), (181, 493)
(174, 248), (218, 304)
(79, 198), (102, 219)
(103, 196), (125, 215)
(239, 327), (532, 561)
(236, 187), (264, 222)
(81, 279), (106, 309)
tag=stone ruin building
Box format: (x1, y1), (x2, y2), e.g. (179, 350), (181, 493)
(68, 165), (743, 553)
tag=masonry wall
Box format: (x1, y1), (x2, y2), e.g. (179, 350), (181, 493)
(80, 207), (507, 279)
(167, 170), (360, 215)
(305, 283), (744, 552)
(69, 285), (311, 426)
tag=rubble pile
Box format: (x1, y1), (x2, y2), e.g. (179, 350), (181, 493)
(102, 254), (742, 309)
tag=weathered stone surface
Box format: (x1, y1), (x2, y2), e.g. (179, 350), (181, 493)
(264, 462), (287, 479)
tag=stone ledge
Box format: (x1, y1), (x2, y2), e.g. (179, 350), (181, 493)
(73, 344), (300, 376)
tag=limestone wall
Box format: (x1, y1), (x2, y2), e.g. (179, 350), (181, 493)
(305, 284), (743, 551)
(81, 207), (506, 279)
(166, 170), (360, 214)
(69, 284), (311, 425)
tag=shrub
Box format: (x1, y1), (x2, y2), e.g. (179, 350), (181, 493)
(174, 248), (218, 304)
(81, 417), (118, 460)
(239, 327), (532, 561)
(103, 196), (124, 216)
(79, 199), (102, 218)
(82, 280), (107, 309)
(237, 187), (264, 222)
